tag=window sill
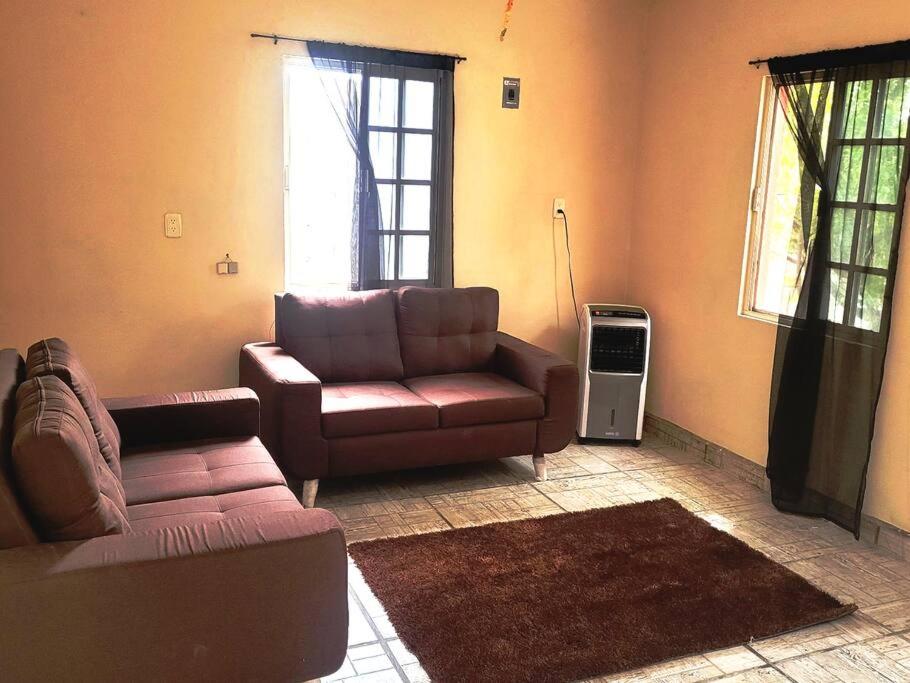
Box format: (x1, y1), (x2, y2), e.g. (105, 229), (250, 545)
(737, 308), (780, 327)
(737, 308), (885, 348)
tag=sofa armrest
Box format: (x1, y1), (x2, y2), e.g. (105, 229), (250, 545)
(0, 509), (348, 682)
(103, 388), (259, 449)
(239, 343), (327, 480)
(494, 332), (579, 453)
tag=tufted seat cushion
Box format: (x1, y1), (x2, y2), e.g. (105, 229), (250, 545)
(12, 376), (130, 541)
(403, 372), (544, 428)
(321, 382), (438, 438)
(397, 287), (499, 378)
(120, 437), (286, 505)
(0, 350), (37, 549)
(26, 338), (124, 479)
(276, 290), (403, 383)
(126, 485), (302, 532)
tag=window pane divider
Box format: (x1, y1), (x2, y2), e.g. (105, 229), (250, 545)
(368, 125), (434, 135)
(830, 200), (897, 211)
(375, 179), (431, 186)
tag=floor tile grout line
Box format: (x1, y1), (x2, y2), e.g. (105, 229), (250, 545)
(751, 622), (909, 669)
(346, 584), (411, 682)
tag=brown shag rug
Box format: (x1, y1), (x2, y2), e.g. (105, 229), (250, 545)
(348, 498), (855, 683)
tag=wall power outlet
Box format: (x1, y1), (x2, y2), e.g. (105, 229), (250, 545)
(553, 198), (566, 218)
(164, 213), (183, 238)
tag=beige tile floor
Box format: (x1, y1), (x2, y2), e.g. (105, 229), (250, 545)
(313, 436), (910, 683)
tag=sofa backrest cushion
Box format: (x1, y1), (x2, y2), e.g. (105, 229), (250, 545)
(26, 338), (123, 480)
(12, 376), (130, 542)
(0, 350), (38, 549)
(397, 287), (500, 378)
(275, 290), (404, 383)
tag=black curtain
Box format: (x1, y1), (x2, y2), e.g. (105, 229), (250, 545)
(308, 41), (456, 289)
(766, 41), (910, 538)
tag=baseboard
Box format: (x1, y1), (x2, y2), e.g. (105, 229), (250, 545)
(643, 412), (910, 561)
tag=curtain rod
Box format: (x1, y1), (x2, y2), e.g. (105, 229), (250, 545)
(750, 38), (910, 70)
(250, 32), (467, 63)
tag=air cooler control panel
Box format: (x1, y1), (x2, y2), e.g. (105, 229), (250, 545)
(590, 309), (647, 320)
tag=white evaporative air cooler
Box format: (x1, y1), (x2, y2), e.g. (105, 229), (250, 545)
(577, 304), (651, 445)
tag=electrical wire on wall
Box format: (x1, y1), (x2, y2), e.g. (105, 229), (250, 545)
(557, 208), (580, 330)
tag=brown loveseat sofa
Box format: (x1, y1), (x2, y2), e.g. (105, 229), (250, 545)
(0, 341), (347, 682)
(240, 287), (579, 507)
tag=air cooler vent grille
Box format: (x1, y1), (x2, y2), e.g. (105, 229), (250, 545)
(590, 326), (646, 374)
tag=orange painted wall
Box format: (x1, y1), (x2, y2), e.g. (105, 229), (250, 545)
(629, 0), (910, 531)
(0, 0), (647, 394)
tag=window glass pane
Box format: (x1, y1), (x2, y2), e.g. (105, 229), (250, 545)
(856, 210), (894, 269)
(752, 96), (808, 317)
(401, 185), (431, 231)
(864, 145), (903, 205)
(368, 77), (398, 127)
(399, 235), (429, 280)
(874, 77), (910, 139)
(403, 80), (434, 129)
(376, 183), (396, 231)
(840, 80), (873, 139)
(380, 234), (394, 280)
(827, 268), (848, 324)
(834, 145), (864, 202)
(829, 208), (855, 264)
(402, 133), (432, 180)
(285, 61), (359, 289)
(368, 131), (397, 180)
(853, 273), (887, 332)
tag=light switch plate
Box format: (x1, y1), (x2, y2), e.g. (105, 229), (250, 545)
(502, 77), (520, 109)
(164, 213), (182, 238)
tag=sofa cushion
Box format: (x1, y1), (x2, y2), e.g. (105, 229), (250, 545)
(321, 382), (438, 438)
(403, 372), (544, 428)
(12, 376), (130, 541)
(276, 290), (403, 383)
(397, 287), (499, 378)
(0, 350), (37, 549)
(120, 437), (286, 505)
(127, 485), (301, 532)
(26, 338), (123, 479)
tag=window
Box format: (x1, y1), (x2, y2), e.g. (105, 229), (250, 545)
(284, 60), (360, 290)
(741, 75), (910, 333)
(366, 68), (437, 285)
(283, 54), (453, 292)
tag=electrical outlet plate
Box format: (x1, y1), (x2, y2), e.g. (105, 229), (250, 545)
(164, 212), (182, 238)
(553, 198), (566, 218)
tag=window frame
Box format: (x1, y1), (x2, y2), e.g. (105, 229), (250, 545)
(362, 64), (440, 288)
(740, 74), (909, 344)
(739, 75), (781, 326)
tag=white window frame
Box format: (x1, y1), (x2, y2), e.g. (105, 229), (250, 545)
(739, 75), (781, 325)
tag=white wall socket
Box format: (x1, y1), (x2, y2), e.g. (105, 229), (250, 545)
(553, 198), (566, 218)
(164, 212), (183, 238)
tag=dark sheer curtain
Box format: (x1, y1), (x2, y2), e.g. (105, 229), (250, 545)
(766, 41), (910, 537)
(307, 41), (456, 289)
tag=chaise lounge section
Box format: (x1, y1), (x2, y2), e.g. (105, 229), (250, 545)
(240, 286), (579, 507)
(0, 341), (348, 682)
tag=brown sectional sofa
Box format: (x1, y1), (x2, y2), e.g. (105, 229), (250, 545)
(241, 286), (579, 506)
(0, 341), (348, 682)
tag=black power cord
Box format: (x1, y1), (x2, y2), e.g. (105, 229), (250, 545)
(557, 208), (580, 329)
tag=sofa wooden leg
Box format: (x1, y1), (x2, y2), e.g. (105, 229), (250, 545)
(532, 455), (547, 482)
(301, 479), (319, 508)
